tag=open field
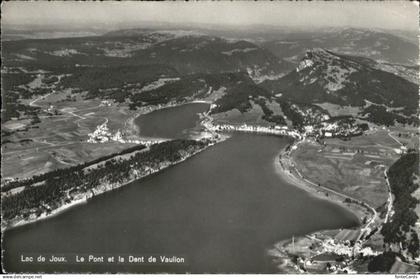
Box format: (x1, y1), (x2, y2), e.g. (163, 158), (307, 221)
(273, 124), (419, 273)
(292, 131), (402, 209)
(315, 102), (362, 117)
(388, 126), (419, 150)
(389, 258), (420, 273)
(2, 142), (137, 180)
(1, 92), (139, 180)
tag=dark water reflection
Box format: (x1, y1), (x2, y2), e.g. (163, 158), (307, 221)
(3, 134), (359, 273)
(134, 103), (210, 139)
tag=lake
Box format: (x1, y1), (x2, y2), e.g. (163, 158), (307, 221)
(2, 104), (359, 273)
(135, 102), (210, 139)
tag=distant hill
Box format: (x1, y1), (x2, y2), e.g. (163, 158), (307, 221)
(263, 49), (418, 109)
(128, 35), (294, 77)
(103, 28), (205, 38)
(261, 49), (418, 126)
(339, 54), (419, 84)
(262, 28), (419, 66)
(2, 31), (293, 80)
(2, 29), (417, 127)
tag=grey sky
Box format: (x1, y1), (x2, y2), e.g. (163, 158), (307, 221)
(2, 1), (418, 31)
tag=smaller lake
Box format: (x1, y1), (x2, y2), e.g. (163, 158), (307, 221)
(135, 103), (210, 139)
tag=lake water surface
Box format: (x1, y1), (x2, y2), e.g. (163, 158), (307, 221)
(3, 104), (359, 273)
(135, 103), (210, 139)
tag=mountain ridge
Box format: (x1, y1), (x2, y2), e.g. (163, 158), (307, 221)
(263, 48), (418, 112)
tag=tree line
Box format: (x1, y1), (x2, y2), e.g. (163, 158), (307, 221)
(2, 140), (208, 222)
(2, 144), (147, 192)
(380, 151), (419, 259)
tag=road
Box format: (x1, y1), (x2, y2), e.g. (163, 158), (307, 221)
(28, 74), (65, 108)
(287, 138), (378, 257)
(383, 169), (393, 223)
(29, 92), (53, 107)
(388, 132), (403, 147)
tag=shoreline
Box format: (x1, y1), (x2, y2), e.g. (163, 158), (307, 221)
(273, 147), (368, 222)
(125, 101), (211, 141)
(3, 197), (89, 232)
(269, 137), (379, 273)
(3, 101), (218, 232)
(2, 135), (228, 232)
(273, 138), (373, 226)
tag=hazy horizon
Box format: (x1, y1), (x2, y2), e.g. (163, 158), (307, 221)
(2, 1), (419, 32)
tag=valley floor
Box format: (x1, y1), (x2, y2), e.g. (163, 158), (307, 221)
(268, 129), (419, 273)
(2, 91), (418, 273)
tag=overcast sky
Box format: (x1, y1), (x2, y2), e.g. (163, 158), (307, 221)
(2, 1), (418, 31)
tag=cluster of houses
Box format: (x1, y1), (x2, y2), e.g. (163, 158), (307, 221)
(203, 105), (364, 141)
(289, 235), (381, 274)
(46, 104), (59, 115)
(280, 102), (367, 140)
(87, 121), (114, 143)
(293, 103), (331, 124)
(317, 121), (366, 139)
(87, 122), (161, 146)
(297, 115), (367, 139)
(100, 100), (113, 107)
(202, 117), (363, 142)
(204, 121), (302, 139)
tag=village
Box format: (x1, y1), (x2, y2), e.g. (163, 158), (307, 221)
(86, 118), (163, 147)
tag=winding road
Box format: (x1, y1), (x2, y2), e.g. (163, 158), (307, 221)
(286, 138), (379, 257)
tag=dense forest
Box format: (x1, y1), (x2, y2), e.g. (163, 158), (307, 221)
(2, 139), (209, 223)
(129, 74), (207, 107)
(61, 69), (259, 110)
(129, 72), (255, 109)
(367, 251), (404, 272)
(361, 104), (418, 127)
(1, 144), (148, 192)
(60, 64), (178, 97)
(212, 82), (272, 114)
(277, 101), (330, 129)
(380, 151), (419, 259)
(1, 73), (41, 123)
(253, 97), (287, 125)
